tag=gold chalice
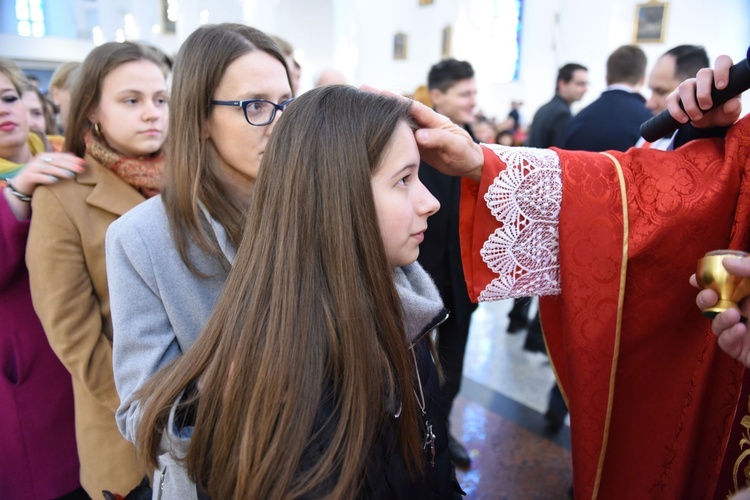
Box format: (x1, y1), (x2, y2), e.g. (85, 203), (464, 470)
(696, 249), (750, 321)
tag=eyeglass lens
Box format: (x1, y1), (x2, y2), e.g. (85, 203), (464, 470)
(244, 101), (277, 125)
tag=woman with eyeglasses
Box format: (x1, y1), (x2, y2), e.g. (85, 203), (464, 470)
(105, 23), (293, 462)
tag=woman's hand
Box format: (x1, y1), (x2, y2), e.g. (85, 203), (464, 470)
(11, 152), (85, 195)
(4, 152), (85, 219)
(691, 257), (750, 366)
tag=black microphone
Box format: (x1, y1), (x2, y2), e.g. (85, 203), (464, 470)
(640, 46), (750, 143)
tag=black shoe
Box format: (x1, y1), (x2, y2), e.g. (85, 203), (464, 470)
(507, 319), (527, 334)
(544, 399), (568, 433)
(448, 435), (471, 468)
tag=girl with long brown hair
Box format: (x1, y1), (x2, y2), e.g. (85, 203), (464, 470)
(105, 22), (294, 456)
(136, 86), (463, 499)
(26, 41), (168, 496)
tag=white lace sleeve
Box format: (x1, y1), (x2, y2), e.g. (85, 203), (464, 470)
(476, 145), (562, 301)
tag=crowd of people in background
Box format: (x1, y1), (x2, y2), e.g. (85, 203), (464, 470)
(1, 16), (747, 500)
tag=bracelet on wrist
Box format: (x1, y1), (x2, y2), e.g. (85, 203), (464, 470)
(6, 178), (32, 202)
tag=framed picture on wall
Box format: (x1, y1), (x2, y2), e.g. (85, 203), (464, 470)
(441, 26), (452, 58)
(394, 33), (408, 60)
(633, 1), (669, 43)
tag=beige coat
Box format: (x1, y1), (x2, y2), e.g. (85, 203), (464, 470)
(27, 155), (146, 496)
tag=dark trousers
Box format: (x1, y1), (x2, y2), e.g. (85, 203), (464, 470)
(547, 383), (567, 416)
(509, 297), (545, 353)
(510, 297), (566, 417)
(523, 311), (545, 353)
(508, 296), (531, 326)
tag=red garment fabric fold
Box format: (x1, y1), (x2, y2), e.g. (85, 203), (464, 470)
(459, 116), (750, 498)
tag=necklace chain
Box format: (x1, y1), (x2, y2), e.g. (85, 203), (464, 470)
(410, 345), (426, 415)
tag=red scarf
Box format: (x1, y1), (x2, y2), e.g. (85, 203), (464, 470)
(85, 130), (164, 198)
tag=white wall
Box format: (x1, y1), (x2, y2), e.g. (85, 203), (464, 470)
(1, 0), (748, 119)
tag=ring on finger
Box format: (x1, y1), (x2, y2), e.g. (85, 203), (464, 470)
(43, 156), (52, 163)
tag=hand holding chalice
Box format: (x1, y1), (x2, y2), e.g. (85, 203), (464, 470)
(696, 250), (750, 321)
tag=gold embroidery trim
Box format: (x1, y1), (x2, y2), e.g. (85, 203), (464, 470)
(591, 152), (629, 500)
(731, 395), (750, 495)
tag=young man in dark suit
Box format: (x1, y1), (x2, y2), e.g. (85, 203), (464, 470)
(562, 45), (652, 152)
(418, 58), (478, 468)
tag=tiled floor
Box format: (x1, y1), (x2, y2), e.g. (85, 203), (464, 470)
(449, 299), (573, 499)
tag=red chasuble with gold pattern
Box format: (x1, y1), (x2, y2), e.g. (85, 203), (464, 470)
(459, 115), (750, 499)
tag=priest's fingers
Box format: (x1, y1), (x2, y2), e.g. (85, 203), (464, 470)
(359, 84), (453, 130)
(691, 55), (733, 112)
(414, 128), (484, 181)
(722, 256), (750, 277)
(689, 273), (700, 290)
(690, 95), (742, 129)
(710, 54), (734, 92)
(696, 288), (719, 310)
(360, 84), (484, 180)
(667, 81), (695, 124)
(667, 54), (740, 128)
(690, 54), (741, 128)
(715, 320), (750, 368)
(712, 306), (743, 334)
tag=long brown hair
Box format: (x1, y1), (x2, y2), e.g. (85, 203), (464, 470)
(161, 23), (293, 275)
(137, 86), (423, 498)
(64, 41), (167, 157)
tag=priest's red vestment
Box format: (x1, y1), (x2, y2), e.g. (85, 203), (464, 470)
(460, 115), (750, 499)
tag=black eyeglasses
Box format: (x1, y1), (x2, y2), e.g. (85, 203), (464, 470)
(210, 97), (296, 126)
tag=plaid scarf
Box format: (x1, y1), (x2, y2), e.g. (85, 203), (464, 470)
(85, 130), (164, 198)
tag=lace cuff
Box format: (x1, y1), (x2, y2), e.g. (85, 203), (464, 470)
(477, 145), (562, 301)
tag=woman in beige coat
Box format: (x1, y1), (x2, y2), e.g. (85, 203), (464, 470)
(26, 42), (168, 497)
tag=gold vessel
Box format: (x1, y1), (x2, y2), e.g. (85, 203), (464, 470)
(696, 249), (750, 320)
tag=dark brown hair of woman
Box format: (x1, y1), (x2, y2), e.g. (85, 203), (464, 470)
(136, 86), (424, 498)
(64, 41), (167, 157)
(160, 23), (293, 276)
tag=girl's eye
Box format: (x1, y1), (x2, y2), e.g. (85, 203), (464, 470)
(398, 175), (409, 186)
(1, 95), (19, 103)
(124, 98), (138, 104)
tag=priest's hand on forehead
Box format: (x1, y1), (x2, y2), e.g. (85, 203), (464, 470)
(360, 84), (484, 182)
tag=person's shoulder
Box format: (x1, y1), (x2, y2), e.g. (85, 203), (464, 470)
(537, 97), (559, 112)
(32, 174), (90, 209)
(108, 195), (168, 239)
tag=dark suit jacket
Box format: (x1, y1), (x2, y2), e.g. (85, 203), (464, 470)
(417, 126), (477, 327)
(526, 95), (571, 148)
(561, 89), (652, 152)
